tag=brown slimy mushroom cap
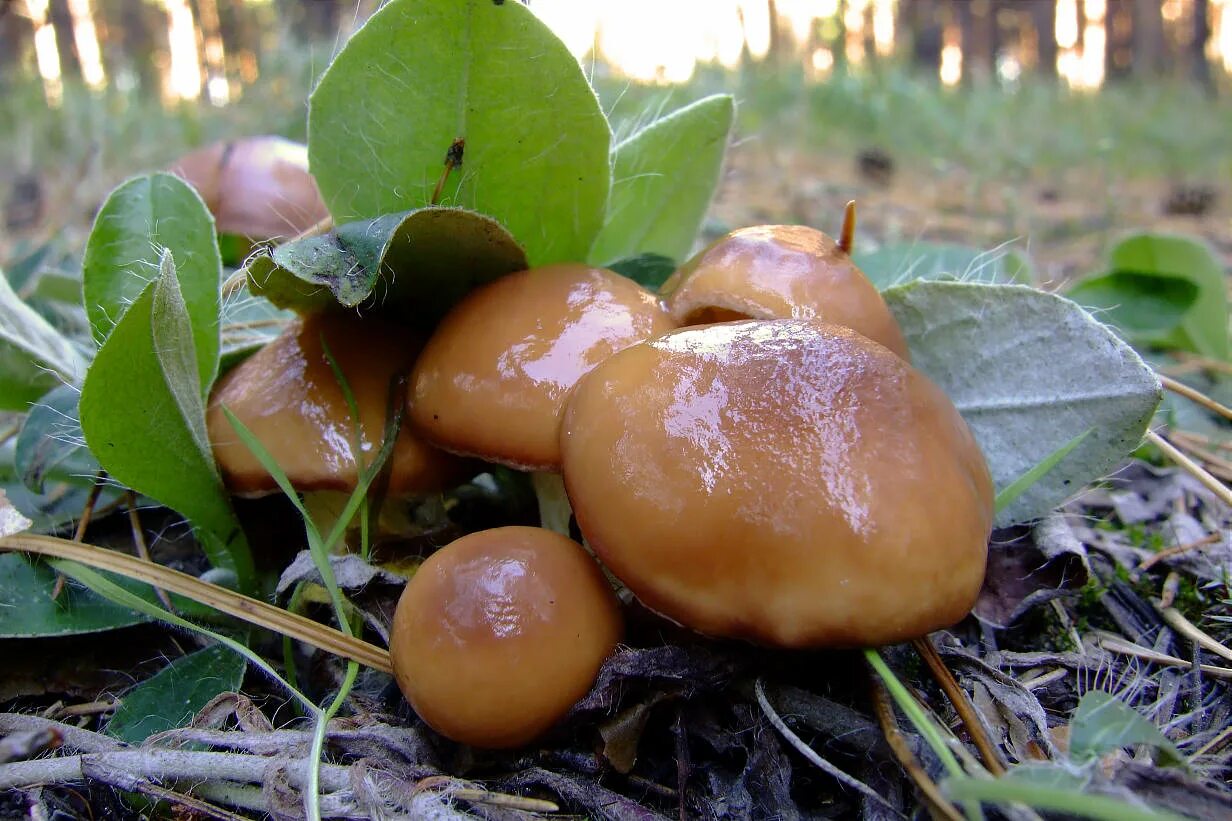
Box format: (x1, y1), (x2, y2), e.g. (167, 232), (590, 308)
(661, 225), (910, 359)
(560, 319), (992, 648)
(170, 136), (329, 240)
(389, 526), (623, 749)
(410, 263), (677, 470)
(207, 312), (468, 496)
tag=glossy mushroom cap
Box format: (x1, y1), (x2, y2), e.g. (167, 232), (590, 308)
(170, 136), (329, 240)
(207, 312), (468, 496)
(661, 225), (910, 359)
(390, 526), (623, 748)
(560, 320), (993, 648)
(410, 264), (677, 470)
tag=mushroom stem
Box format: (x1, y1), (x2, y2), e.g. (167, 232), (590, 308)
(839, 200), (856, 255)
(531, 472), (573, 537)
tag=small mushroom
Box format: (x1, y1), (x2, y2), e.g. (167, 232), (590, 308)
(207, 312), (467, 497)
(560, 319), (993, 648)
(660, 223), (910, 359)
(389, 526), (623, 748)
(170, 135), (329, 241)
(409, 263), (676, 532)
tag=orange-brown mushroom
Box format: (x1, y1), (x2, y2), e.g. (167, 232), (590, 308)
(207, 312), (467, 497)
(660, 224), (910, 359)
(170, 136), (329, 241)
(389, 526), (623, 748)
(560, 319), (992, 648)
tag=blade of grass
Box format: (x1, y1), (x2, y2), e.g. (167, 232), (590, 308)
(995, 429), (1091, 514)
(944, 776), (1189, 821)
(864, 648), (982, 820)
(0, 533), (392, 672)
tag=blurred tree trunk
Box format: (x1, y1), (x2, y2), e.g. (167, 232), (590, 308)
(1105, 0), (1133, 82)
(958, 0), (996, 82)
(1028, 0), (1057, 78)
(1133, 0), (1165, 77)
(906, 0), (944, 75)
(0, 3), (31, 85)
(765, 0), (787, 65)
(49, 0), (81, 81)
(1192, 0), (1215, 92)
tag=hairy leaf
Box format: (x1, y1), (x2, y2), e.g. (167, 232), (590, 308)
(15, 384), (97, 493)
(857, 241), (1031, 290)
(79, 257), (253, 588)
(589, 95), (734, 266)
(884, 281), (1161, 525)
(0, 270), (85, 411)
(309, 0), (610, 265)
(82, 173), (221, 390)
(1070, 690), (1185, 767)
(247, 207), (526, 323)
(0, 554), (148, 637)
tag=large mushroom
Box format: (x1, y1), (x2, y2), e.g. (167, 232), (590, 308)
(409, 263), (676, 532)
(559, 319), (993, 648)
(660, 221), (910, 360)
(207, 311), (468, 501)
(389, 526), (623, 748)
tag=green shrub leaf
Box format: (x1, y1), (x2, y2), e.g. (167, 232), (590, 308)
(589, 95), (734, 266)
(106, 644), (246, 744)
(1070, 690), (1186, 767)
(79, 253), (253, 589)
(247, 207), (526, 324)
(884, 281), (1161, 526)
(82, 173), (222, 391)
(0, 554), (148, 637)
(0, 270), (86, 411)
(1068, 233), (1228, 360)
(857, 241), (1032, 290)
(308, 0), (610, 266)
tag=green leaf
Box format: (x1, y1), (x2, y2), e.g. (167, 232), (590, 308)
(1071, 233), (1228, 360)
(1066, 272), (1200, 343)
(884, 281), (1162, 526)
(589, 95), (734, 266)
(1070, 690), (1186, 767)
(0, 553), (148, 637)
(308, 0), (610, 266)
(82, 173), (222, 390)
(856, 241), (1031, 290)
(15, 384), (98, 493)
(247, 207), (527, 324)
(79, 256), (254, 589)
(609, 253), (678, 290)
(106, 644), (245, 744)
(219, 290), (293, 373)
(0, 270), (86, 411)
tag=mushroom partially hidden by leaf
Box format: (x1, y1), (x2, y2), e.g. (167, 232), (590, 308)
(206, 312), (469, 498)
(409, 263), (677, 533)
(170, 136), (329, 241)
(661, 224), (910, 360)
(389, 526), (623, 748)
(560, 319), (993, 648)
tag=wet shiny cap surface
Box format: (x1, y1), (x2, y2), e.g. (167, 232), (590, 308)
(662, 224), (910, 359)
(207, 312), (467, 495)
(410, 264), (677, 470)
(561, 319), (993, 648)
(389, 526), (623, 749)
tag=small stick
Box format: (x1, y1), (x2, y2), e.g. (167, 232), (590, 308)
(1191, 725), (1232, 760)
(912, 636), (1006, 775)
(0, 421), (19, 449)
(1095, 632), (1232, 680)
(1171, 429), (1232, 453)
(1137, 533), (1222, 571)
(1170, 352), (1232, 377)
(1154, 599), (1232, 663)
(1145, 430), (1232, 508)
(866, 673), (963, 821)
(1158, 373), (1232, 421)
(1165, 435), (1232, 479)
(839, 200), (856, 255)
(430, 138), (465, 206)
(123, 491), (175, 612)
(1160, 571), (1181, 608)
(52, 470), (107, 601)
(52, 700), (119, 719)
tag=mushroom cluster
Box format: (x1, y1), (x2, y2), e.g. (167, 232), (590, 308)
(208, 216), (993, 749)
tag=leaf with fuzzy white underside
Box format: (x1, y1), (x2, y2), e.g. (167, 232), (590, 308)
(884, 281), (1161, 526)
(0, 270), (85, 411)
